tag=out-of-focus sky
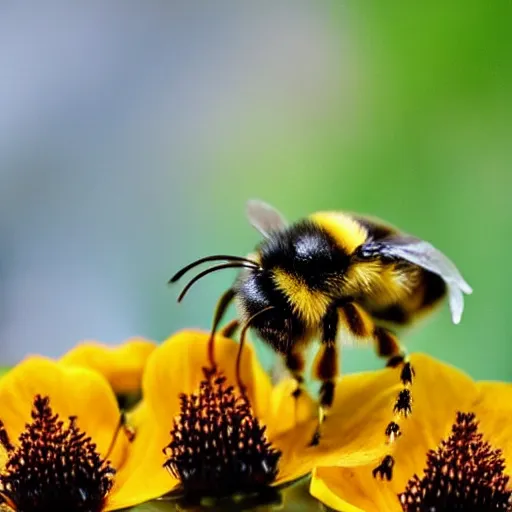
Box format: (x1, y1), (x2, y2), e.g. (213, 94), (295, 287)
(0, 3), (510, 380)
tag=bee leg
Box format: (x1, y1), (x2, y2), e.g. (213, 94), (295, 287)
(337, 301), (415, 422)
(219, 319), (240, 339)
(309, 306), (340, 446)
(105, 411), (135, 460)
(373, 326), (415, 403)
(336, 301), (413, 479)
(371, 326), (414, 480)
(284, 349), (307, 423)
(373, 326), (409, 367)
(206, 288), (236, 375)
(374, 327), (415, 427)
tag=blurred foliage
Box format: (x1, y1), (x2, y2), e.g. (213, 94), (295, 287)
(125, 478), (323, 512)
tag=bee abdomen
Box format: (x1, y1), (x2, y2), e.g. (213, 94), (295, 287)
(420, 270), (447, 308)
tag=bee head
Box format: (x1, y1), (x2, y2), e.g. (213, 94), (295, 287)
(234, 268), (306, 354)
(250, 221), (349, 324)
(259, 221), (349, 291)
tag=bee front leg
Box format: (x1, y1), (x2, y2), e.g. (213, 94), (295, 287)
(105, 411), (135, 460)
(219, 319), (240, 339)
(309, 306), (340, 446)
(206, 288), (236, 373)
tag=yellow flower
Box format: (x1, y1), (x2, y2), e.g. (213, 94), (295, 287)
(60, 337), (156, 397)
(121, 330), (396, 503)
(310, 354), (512, 512)
(0, 357), (171, 511)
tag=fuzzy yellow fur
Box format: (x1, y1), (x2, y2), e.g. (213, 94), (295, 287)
(310, 211), (368, 254)
(272, 270), (330, 324)
(344, 261), (418, 306)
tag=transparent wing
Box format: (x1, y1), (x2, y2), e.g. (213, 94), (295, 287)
(368, 236), (473, 324)
(246, 199), (287, 237)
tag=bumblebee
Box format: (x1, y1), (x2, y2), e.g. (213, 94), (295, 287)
(170, 200), (472, 466)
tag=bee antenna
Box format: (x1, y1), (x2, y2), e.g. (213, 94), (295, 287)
(169, 255), (259, 284)
(235, 306), (275, 393)
(176, 263), (256, 303)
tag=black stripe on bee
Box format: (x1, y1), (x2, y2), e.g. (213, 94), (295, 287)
(420, 271), (447, 308)
(371, 305), (410, 325)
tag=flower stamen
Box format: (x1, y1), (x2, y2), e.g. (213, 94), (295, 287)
(0, 395), (116, 512)
(399, 411), (512, 511)
(163, 370), (281, 498)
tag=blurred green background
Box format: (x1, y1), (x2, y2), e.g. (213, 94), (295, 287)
(165, 2), (512, 381)
(0, 3), (510, 381)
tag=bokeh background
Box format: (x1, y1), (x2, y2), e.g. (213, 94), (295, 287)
(0, 2), (510, 381)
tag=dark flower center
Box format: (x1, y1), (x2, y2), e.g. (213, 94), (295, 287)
(163, 370), (281, 498)
(399, 411), (512, 512)
(0, 395), (115, 512)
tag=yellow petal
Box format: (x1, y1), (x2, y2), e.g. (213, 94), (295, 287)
(142, 330), (273, 422)
(314, 367), (401, 469)
(266, 378), (332, 485)
(311, 468), (370, 512)
(272, 418), (320, 485)
(60, 338), (156, 395)
(267, 363), (400, 487)
(312, 466), (403, 512)
(473, 381), (512, 478)
(265, 377), (317, 439)
(105, 402), (179, 510)
(0, 356), (128, 470)
(310, 354), (478, 512)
